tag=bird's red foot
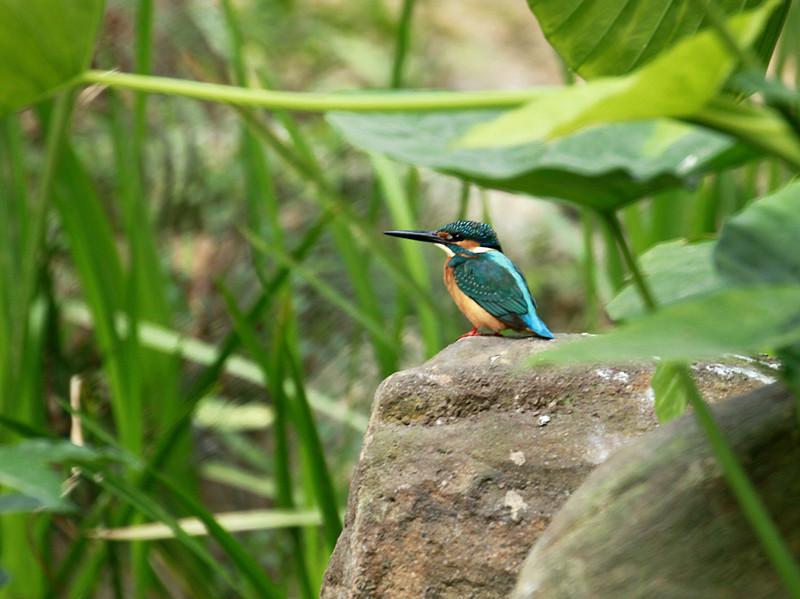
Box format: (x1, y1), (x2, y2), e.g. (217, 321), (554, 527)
(457, 327), (482, 340)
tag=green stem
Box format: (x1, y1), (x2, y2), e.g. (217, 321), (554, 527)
(457, 181), (470, 220)
(82, 70), (543, 111)
(775, 346), (800, 428)
(133, 0), (154, 150)
(21, 90), (76, 314)
(390, 0), (417, 89)
(678, 367), (800, 599)
(580, 209), (599, 332)
(599, 210), (657, 313)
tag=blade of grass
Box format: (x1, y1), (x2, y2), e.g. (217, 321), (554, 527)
(600, 210), (657, 312)
(279, 304), (341, 592)
(108, 90), (182, 430)
(182, 212), (328, 406)
(200, 462), (276, 498)
(620, 203), (649, 254)
(0, 90), (76, 599)
(389, 0), (417, 88)
(597, 210), (627, 296)
(219, 3), (402, 381)
(87, 466), (269, 599)
(329, 214), (400, 376)
(57, 398), (284, 599)
(371, 152), (441, 356)
(242, 228), (396, 351)
(219, 284), (314, 599)
(580, 208), (599, 332)
(677, 365), (800, 598)
(233, 107), (441, 317)
(691, 173), (723, 235)
(61, 302), (368, 432)
(283, 332), (343, 549)
(49, 139), (137, 453)
(110, 217), (333, 576)
(650, 188), (690, 246)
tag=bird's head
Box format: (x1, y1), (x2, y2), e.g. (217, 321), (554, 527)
(384, 220), (503, 255)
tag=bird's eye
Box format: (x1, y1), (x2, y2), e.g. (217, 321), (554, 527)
(449, 232), (462, 241)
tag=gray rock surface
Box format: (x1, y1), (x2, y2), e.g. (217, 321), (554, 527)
(512, 382), (799, 599)
(320, 334), (777, 599)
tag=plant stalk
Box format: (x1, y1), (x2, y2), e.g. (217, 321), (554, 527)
(82, 70), (545, 112)
(390, 0), (417, 89)
(599, 210), (657, 312)
(678, 366), (800, 598)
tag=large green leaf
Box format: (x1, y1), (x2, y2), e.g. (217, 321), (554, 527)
(329, 109), (748, 210)
(715, 181), (800, 286)
(0, 0), (104, 114)
(607, 239), (723, 321)
(461, 0), (780, 148)
(0, 439), (104, 513)
(533, 286), (800, 365)
(527, 0), (782, 79)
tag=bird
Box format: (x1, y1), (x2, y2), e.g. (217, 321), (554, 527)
(384, 220), (553, 340)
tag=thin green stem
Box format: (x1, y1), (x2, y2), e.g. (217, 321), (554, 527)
(775, 346), (800, 427)
(133, 0), (154, 150)
(457, 181), (470, 220)
(580, 209), (599, 332)
(82, 70), (544, 112)
(21, 90), (75, 318)
(678, 367), (800, 598)
(599, 210), (657, 313)
(389, 0), (417, 89)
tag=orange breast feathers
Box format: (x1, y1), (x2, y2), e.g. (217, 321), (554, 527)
(443, 257), (507, 333)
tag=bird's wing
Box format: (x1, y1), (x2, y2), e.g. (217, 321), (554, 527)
(452, 254), (531, 329)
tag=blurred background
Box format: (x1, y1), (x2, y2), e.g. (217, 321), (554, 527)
(2, 0), (798, 597)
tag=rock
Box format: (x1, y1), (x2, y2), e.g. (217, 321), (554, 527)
(320, 335), (777, 599)
(512, 382), (799, 599)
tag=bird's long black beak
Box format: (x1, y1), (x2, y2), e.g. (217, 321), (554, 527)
(383, 229), (446, 244)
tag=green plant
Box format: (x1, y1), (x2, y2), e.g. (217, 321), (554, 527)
(2, 0), (800, 596)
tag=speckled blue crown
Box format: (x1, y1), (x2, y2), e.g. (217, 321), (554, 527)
(437, 221), (502, 251)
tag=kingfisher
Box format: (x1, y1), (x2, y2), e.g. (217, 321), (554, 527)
(385, 221), (553, 340)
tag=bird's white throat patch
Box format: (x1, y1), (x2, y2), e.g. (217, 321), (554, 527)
(435, 244), (496, 256)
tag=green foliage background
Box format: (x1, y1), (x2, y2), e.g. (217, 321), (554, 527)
(0, 0), (799, 597)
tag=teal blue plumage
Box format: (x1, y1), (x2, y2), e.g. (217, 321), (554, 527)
(450, 249), (553, 338)
(384, 220), (554, 339)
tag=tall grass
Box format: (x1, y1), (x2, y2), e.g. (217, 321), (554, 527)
(1, 0), (798, 597)
(0, 1), (464, 597)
